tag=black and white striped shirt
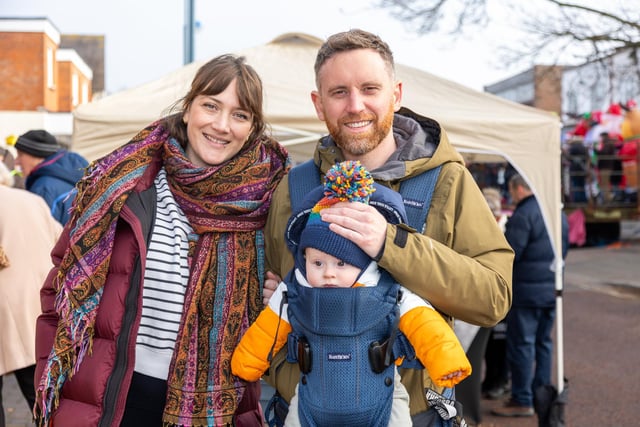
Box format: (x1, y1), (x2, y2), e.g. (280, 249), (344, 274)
(134, 168), (193, 380)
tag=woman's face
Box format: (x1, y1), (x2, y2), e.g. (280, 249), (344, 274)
(183, 79), (254, 167)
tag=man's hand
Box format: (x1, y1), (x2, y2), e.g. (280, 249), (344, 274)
(319, 201), (387, 258)
(263, 271), (281, 306)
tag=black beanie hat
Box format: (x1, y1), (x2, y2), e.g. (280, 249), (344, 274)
(15, 130), (61, 158)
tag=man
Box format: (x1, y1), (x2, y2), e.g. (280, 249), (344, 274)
(492, 174), (569, 417)
(14, 129), (88, 224)
(262, 29), (514, 424)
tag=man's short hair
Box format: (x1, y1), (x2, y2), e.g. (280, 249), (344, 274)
(314, 29), (395, 88)
(509, 173), (530, 191)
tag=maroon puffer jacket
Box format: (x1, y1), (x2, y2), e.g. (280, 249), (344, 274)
(35, 181), (156, 427)
(34, 173), (263, 427)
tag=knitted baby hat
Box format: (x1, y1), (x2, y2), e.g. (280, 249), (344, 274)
(286, 160), (408, 274)
(298, 160), (375, 270)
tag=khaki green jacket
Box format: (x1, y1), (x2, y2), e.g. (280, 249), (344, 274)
(263, 108), (513, 416)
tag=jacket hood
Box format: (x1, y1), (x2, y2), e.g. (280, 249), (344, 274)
(27, 151), (89, 188)
(314, 107), (464, 182)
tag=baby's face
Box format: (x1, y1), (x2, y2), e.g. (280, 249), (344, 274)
(304, 247), (361, 288)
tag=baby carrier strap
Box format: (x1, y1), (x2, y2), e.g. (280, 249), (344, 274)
(399, 164), (442, 232)
(288, 159), (321, 212)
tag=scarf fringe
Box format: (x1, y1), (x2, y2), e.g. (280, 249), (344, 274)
(162, 414), (234, 427)
(35, 329), (95, 426)
(35, 353), (68, 426)
(37, 282), (98, 425)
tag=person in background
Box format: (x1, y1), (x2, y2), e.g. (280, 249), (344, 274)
(14, 129), (88, 224)
(262, 28), (513, 425)
(480, 187), (510, 400)
(1, 135), (25, 189)
(33, 54), (290, 427)
(0, 162), (62, 427)
(492, 174), (569, 418)
(232, 161), (471, 426)
(594, 131), (619, 203)
(483, 186), (508, 232)
(566, 136), (589, 203)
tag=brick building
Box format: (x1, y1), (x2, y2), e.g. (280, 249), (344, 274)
(0, 17), (94, 143)
(484, 65), (563, 116)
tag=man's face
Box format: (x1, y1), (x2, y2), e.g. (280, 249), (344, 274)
(15, 150), (43, 176)
(310, 49), (402, 157)
(509, 183), (521, 204)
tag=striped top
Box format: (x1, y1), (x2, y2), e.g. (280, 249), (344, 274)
(134, 168), (193, 380)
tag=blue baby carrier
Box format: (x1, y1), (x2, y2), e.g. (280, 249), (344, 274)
(285, 269), (406, 427)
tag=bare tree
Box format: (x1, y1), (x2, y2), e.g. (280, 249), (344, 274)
(374, 0), (640, 70)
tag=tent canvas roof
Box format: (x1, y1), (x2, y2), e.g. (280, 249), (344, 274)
(72, 32), (562, 261)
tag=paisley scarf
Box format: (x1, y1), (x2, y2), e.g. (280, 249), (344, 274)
(36, 122), (290, 426)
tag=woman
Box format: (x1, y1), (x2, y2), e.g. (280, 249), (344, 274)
(34, 54), (290, 427)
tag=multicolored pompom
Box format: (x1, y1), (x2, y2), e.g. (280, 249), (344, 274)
(323, 160), (375, 203)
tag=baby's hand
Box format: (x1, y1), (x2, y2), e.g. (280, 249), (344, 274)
(263, 271), (281, 306)
(441, 371), (464, 381)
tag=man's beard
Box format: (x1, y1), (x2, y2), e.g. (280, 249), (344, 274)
(327, 103), (395, 156)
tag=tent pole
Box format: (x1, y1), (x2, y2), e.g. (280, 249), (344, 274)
(555, 235), (565, 392)
(555, 278), (564, 393)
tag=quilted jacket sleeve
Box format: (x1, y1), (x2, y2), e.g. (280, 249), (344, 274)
(232, 305), (292, 382)
(398, 298), (472, 388)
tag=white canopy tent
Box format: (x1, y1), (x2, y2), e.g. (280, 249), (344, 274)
(73, 32), (562, 254)
(72, 33), (565, 388)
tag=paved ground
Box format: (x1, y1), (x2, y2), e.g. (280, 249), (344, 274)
(2, 373), (34, 427)
(472, 240), (640, 427)
(3, 240), (639, 426)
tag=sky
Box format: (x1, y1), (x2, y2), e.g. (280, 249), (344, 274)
(2, 0), (521, 94)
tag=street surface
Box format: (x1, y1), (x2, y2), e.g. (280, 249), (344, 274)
(3, 241), (640, 426)
(476, 241), (640, 426)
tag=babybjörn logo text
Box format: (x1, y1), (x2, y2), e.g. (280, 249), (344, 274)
(327, 353), (352, 361)
(404, 199), (424, 209)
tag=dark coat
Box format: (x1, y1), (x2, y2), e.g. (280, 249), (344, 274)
(505, 195), (569, 307)
(26, 150), (88, 223)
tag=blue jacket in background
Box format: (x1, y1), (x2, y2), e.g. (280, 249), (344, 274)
(505, 195), (569, 308)
(25, 150), (88, 224)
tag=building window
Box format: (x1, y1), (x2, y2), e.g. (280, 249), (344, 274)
(72, 73), (79, 106)
(82, 81), (89, 104)
(47, 47), (55, 88)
